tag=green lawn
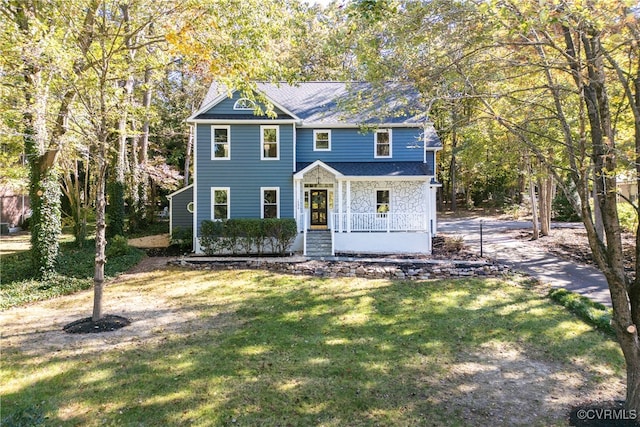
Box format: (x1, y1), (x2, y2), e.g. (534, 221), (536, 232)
(1, 269), (625, 426)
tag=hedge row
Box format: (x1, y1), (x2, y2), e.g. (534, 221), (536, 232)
(200, 218), (297, 255)
(548, 288), (614, 335)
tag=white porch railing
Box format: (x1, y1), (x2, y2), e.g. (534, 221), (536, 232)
(333, 212), (427, 232)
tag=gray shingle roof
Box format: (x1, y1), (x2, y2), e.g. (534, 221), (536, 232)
(200, 81), (429, 126)
(296, 161), (435, 177)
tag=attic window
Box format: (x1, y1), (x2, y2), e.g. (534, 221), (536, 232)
(233, 98), (256, 110)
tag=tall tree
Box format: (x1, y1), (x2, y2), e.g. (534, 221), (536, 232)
(347, 0), (640, 411)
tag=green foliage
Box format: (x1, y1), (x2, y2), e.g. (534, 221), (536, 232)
(0, 240), (144, 310)
(548, 288), (614, 335)
(107, 181), (126, 238)
(170, 226), (193, 252)
(106, 235), (130, 257)
(199, 218), (297, 255)
(29, 168), (62, 279)
(553, 181), (581, 222)
(617, 202), (638, 233)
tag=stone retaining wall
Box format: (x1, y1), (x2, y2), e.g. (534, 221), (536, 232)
(172, 258), (511, 280)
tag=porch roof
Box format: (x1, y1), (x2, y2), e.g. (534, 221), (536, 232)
(295, 161), (434, 177)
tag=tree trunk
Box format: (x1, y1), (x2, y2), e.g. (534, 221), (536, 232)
(93, 157), (107, 322)
(184, 124), (193, 186)
(527, 155), (539, 240)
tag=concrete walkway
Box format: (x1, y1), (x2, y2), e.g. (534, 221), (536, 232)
(438, 217), (612, 307)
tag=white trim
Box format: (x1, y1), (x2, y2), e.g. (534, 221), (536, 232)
(187, 91), (230, 121)
(375, 188), (391, 214)
(233, 98), (256, 110)
(297, 122), (424, 129)
(337, 175), (431, 182)
(211, 125), (230, 160)
(260, 125), (280, 160)
(166, 183), (193, 199)
(374, 129), (392, 159)
(293, 160), (344, 179)
(313, 129), (332, 151)
(188, 119), (299, 125)
(260, 187), (280, 219)
(211, 187), (230, 220)
(193, 124), (198, 251)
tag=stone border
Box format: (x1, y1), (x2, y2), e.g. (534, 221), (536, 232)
(171, 257), (511, 280)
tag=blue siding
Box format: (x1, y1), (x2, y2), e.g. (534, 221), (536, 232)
(203, 91), (290, 118)
(425, 151), (435, 175)
(170, 186), (193, 231)
(195, 123), (295, 235)
(296, 128), (426, 163)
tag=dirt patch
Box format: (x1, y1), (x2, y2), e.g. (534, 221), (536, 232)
(510, 227), (636, 276)
(128, 233), (170, 248)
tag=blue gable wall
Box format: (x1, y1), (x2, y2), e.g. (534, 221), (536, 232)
(195, 123), (295, 235)
(200, 91), (291, 118)
(296, 128), (428, 163)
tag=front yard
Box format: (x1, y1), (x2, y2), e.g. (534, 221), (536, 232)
(1, 264), (625, 426)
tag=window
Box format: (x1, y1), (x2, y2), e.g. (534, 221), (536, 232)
(376, 190), (390, 215)
(261, 187), (279, 218)
(261, 126), (279, 160)
(211, 126), (230, 160)
(314, 130), (331, 151)
(233, 98), (255, 110)
(186, 202), (194, 213)
(211, 188), (229, 220)
(375, 129), (392, 158)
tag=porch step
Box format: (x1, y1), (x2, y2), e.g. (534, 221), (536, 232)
(306, 230), (333, 258)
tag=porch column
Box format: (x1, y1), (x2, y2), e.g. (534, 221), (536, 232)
(424, 181), (430, 232)
(346, 180), (351, 233)
(294, 179), (300, 226)
(338, 180), (343, 233)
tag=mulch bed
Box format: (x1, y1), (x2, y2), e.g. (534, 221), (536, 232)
(63, 315), (131, 334)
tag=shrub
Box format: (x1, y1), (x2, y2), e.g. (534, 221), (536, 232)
(170, 227), (193, 252)
(199, 218), (297, 255)
(106, 235), (130, 257)
(548, 288), (614, 335)
(617, 202), (638, 232)
(553, 181), (581, 222)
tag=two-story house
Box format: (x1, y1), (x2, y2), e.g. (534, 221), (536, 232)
(175, 81), (442, 256)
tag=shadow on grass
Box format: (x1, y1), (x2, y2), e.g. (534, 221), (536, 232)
(2, 271), (625, 426)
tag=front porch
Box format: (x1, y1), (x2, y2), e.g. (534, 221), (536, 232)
(293, 161), (438, 256)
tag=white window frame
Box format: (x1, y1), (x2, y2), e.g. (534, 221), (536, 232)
(261, 125), (280, 160)
(313, 129), (331, 151)
(211, 187), (230, 220)
(211, 125), (230, 160)
(260, 187), (280, 219)
(375, 189), (390, 216)
(233, 98), (256, 110)
(374, 129), (392, 159)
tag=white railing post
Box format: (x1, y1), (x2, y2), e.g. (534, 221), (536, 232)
(302, 211), (307, 256)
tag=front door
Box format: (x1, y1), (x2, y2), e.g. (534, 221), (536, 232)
(310, 189), (328, 228)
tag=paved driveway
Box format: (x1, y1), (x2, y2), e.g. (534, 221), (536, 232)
(438, 217), (612, 306)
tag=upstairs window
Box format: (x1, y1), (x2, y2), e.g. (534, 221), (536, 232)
(375, 129), (392, 158)
(211, 126), (230, 160)
(233, 98), (256, 110)
(261, 187), (279, 218)
(314, 130), (331, 151)
(261, 125), (279, 160)
(211, 188), (230, 220)
(376, 190), (390, 215)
